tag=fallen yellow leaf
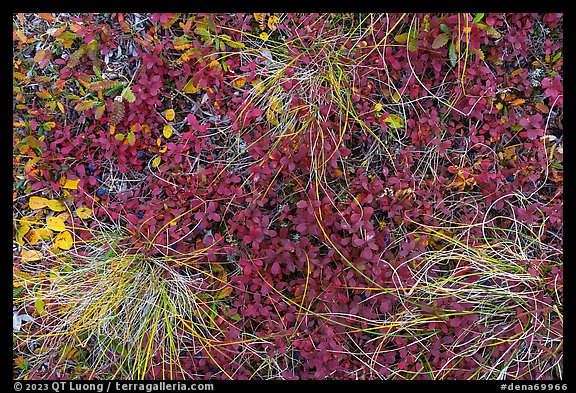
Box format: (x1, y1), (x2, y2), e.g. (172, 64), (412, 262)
(27, 228), (53, 245)
(151, 156), (162, 168)
(46, 199), (66, 212)
(217, 286), (233, 299)
(21, 249), (43, 262)
(163, 125), (173, 139)
(46, 216), (66, 232)
(165, 109), (175, 121)
(16, 224), (31, 245)
(54, 231), (73, 250)
(183, 79), (201, 94)
(76, 207), (92, 220)
(62, 178), (80, 190)
(29, 196), (48, 210)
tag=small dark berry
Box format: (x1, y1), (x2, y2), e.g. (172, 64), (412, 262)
(506, 175), (515, 182)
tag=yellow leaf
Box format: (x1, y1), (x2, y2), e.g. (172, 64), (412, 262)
(253, 13), (266, 22)
(16, 224), (31, 245)
(511, 68), (524, 77)
(260, 32), (269, 41)
(27, 228), (53, 245)
(54, 231), (73, 250)
(217, 286), (233, 299)
(374, 103), (383, 112)
(268, 15), (279, 31)
(266, 108), (279, 126)
(46, 199), (66, 212)
(126, 131), (136, 146)
(159, 145), (168, 153)
(165, 109), (175, 121)
(232, 76), (246, 88)
(29, 196), (48, 210)
(76, 207), (92, 220)
(384, 114), (405, 129)
(62, 178), (80, 190)
(163, 125), (173, 139)
(46, 216), (66, 232)
(183, 79), (201, 94)
(35, 298), (45, 315)
(57, 212), (70, 221)
(394, 33), (409, 43)
(152, 156), (162, 168)
(21, 249), (43, 262)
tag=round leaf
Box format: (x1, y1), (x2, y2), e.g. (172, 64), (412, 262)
(165, 109), (175, 121)
(76, 207), (92, 220)
(54, 231), (73, 250)
(46, 216), (66, 232)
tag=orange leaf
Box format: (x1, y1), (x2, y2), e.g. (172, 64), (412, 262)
(510, 68), (525, 77)
(535, 102), (550, 114)
(38, 13), (57, 23)
(232, 77), (246, 88)
(510, 98), (526, 107)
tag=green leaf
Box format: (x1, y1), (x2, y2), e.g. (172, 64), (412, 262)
(394, 32), (409, 43)
(195, 27), (210, 37)
(93, 65), (102, 78)
(35, 298), (45, 315)
(473, 13), (485, 24)
(449, 42), (457, 67)
(121, 87), (136, 103)
(550, 162), (563, 169)
(432, 33), (450, 49)
(222, 37), (245, 49)
(409, 26), (418, 40)
(440, 24), (451, 35)
(485, 25), (501, 39)
(552, 51), (562, 63)
(13, 287), (24, 299)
